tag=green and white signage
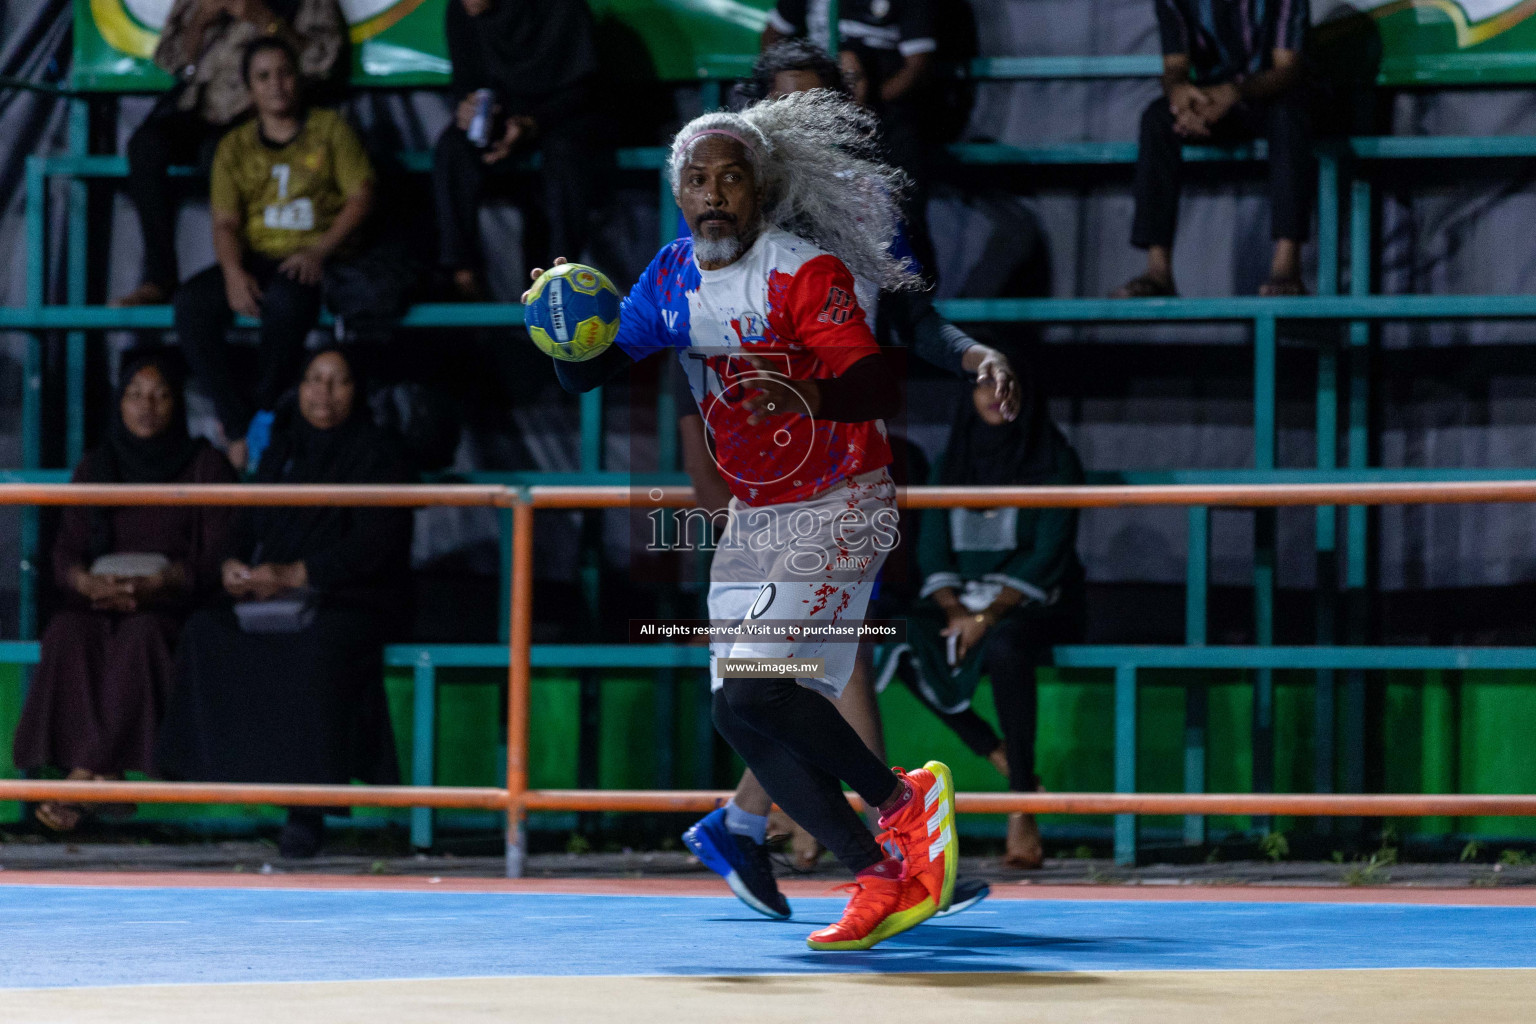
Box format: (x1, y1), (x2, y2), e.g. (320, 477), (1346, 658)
(1316, 0), (1536, 84)
(72, 0), (769, 90)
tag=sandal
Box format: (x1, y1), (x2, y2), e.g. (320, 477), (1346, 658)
(1258, 275), (1306, 297)
(1111, 273), (1177, 299)
(35, 801), (87, 832)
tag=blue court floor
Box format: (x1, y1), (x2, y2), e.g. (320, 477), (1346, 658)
(5, 885), (1536, 988)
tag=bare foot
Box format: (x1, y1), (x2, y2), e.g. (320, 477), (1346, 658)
(112, 282), (170, 308)
(1004, 811), (1044, 869)
(987, 745), (1010, 780)
(788, 820), (823, 871)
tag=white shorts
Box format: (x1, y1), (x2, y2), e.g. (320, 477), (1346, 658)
(707, 468), (896, 699)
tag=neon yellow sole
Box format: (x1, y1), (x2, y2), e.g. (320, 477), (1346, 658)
(805, 896), (938, 951)
(922, 759), (959, 912)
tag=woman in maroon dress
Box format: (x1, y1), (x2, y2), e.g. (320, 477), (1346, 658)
(15, 350), (236, 830)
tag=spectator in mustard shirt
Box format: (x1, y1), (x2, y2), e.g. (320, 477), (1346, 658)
(174, 37), (374, 472)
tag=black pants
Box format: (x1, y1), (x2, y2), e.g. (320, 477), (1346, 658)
(125, 103), (225, 290)
(712, 679), (899, 874)
(1130, 90), (1313, 250)
(174, 254), (323, 439)
(914, 585), (1086, 793)
(432, 122), (594, 272)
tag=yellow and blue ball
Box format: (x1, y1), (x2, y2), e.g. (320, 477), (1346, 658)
(524, 263), (621, 362)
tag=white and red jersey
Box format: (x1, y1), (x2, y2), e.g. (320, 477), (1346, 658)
(614, 226), (892, 506)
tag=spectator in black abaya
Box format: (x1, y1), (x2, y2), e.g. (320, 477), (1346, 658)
(156, 347), (414, 858)
(910, 371), (1086, 868)
(432, 0), (600, 298)
(16, 351), (235, 832)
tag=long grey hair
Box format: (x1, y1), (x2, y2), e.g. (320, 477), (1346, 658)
(668, 90), (920, 292)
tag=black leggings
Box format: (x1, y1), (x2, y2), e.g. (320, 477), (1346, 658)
(712, 679), (899, 874)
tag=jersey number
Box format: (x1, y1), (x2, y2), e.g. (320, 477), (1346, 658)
(818, 286), (854, 325)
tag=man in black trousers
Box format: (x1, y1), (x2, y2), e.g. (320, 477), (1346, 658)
(432, 0), (599, 299)
(1114, 0), (1312, 298)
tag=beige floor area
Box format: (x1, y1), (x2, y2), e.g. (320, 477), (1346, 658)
(7, 970), (1536, 1024)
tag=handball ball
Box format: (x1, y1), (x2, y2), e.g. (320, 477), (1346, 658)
(525, 263), (621, 362)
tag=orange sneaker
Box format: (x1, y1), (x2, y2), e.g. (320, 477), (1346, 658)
(877, 761), (958, 912)
(806, 873), (937, 951)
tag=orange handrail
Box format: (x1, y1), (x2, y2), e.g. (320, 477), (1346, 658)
(0, 483), (510, 507)
(0, 779), (507, 809)
(0, 779), (1527, 821)
(518, 790), (1536, 818)
(528, 481), (1536, 510)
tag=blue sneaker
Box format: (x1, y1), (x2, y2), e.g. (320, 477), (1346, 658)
(682, 808), (791, 920)
(933, 876), (990, 918)
(244, 409), (276, 474)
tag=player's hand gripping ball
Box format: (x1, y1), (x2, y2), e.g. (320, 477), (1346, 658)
(524, 263), (621, 362)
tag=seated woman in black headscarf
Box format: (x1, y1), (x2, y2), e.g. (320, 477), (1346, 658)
(15, 349), (236, 832)
(908, 365), (1086, 869)
(156, 347), (414, 857)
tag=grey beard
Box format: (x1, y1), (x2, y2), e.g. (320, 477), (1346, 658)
(692, 233), (744, 264)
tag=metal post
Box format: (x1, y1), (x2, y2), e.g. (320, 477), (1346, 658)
(410, 654), (437, 849)
(66, 100), (88, 467)
(826, 0), (841, 51)
(580, 390), (603, 473)
(497, 507), (512, 643)
(1252, 315), (1277, 822)
(1254, 315), (1277, 471)
(1114, 663), (1137, 866)
(1343, 178), (1373, 839)
(1316, 148), (1340, 299)
(655, 379), (679, 795)
(1185, 506), (1209, 646)
(1183, 506), (1208, 845)
(24, 156), (45, 308)
(506, 496), (534, 878)
(1314, 333), (1339, 829)
(658, 168), (678, 249)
